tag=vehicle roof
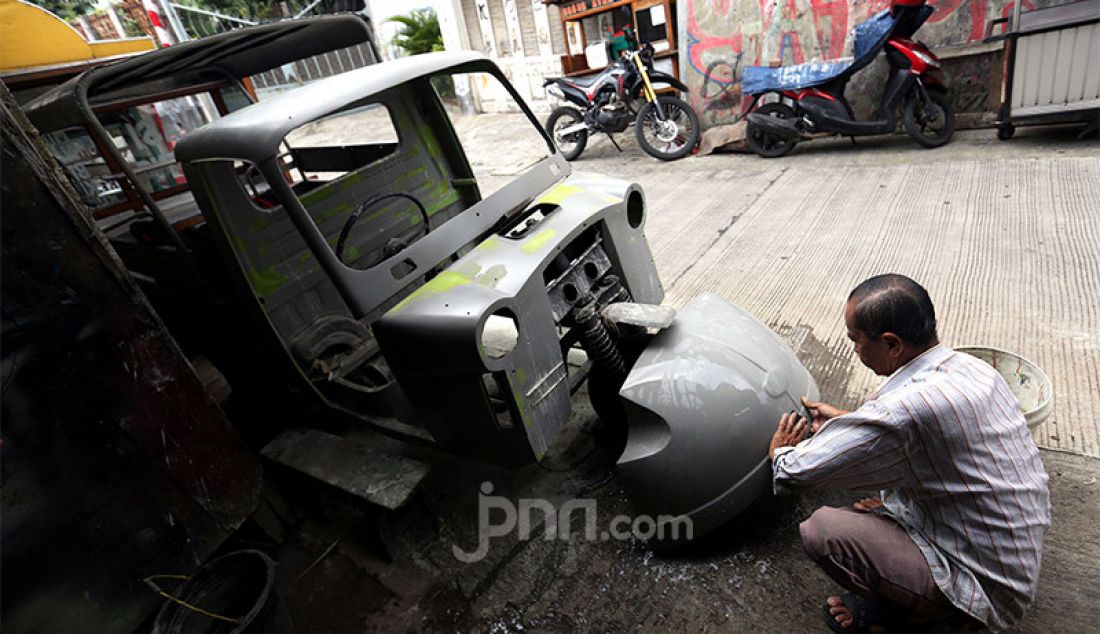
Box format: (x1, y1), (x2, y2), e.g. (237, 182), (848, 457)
(174, 50), (493, 165)
(23, 15), (374, 131)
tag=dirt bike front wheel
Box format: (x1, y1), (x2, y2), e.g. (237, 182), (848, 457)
(634, 96), (700, 161)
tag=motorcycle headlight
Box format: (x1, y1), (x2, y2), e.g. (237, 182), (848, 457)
(913, 50), (940, 69)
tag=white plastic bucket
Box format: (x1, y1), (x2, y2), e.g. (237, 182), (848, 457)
(956, 346), (1054, 429)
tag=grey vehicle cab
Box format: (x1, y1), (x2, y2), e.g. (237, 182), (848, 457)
(177, 48), (820, 536)
(29, 22), (819, 538)
(175, 51), (665, 465)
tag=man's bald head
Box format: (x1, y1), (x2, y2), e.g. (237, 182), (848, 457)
(847, 274), (938, 347)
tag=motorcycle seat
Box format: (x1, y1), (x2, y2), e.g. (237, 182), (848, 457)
(741, 8), (930, 95)
(564, 74), (605, 89)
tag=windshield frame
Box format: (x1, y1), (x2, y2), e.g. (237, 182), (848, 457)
(249, 60), (568, 319)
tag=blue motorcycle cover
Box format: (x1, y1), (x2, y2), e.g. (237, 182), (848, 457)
(742, 10), (896, 95)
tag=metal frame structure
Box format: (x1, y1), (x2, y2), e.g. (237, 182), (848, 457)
(24, 16), (377, 264)
(985, 0), (1100, 139)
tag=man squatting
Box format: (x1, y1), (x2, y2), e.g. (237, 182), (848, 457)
(768, 274), (1050, 633)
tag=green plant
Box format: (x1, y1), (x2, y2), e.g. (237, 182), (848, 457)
(35, 0), (97, 20)
(117, 11), (144, 38)
(388, 8), (443, 56)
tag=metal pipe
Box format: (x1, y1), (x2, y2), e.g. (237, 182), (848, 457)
(293, 0), (324, 19)
(168, 3), (257, 26)
(76, 77), (191, 257)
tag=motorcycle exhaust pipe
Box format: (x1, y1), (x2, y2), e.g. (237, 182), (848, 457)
(747, 112), (801, 140)
(556, 122), (591, 138)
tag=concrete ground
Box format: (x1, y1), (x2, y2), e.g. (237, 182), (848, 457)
(275, 120), (1100, 633)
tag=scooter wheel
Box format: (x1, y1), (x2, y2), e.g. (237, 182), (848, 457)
(997, 124), (1015, 141)
(546, 107), (588, 161)
(746, 103), (798, 158)
(903, 90), (955, 148)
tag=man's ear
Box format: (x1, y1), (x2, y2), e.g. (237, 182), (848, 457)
(881, 332), (904, 355)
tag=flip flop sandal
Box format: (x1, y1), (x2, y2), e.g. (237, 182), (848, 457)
(821, 592), (899, 634)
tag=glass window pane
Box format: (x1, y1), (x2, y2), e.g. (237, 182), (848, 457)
(42, 126), (126, 209)
(98, 95), (214, 196)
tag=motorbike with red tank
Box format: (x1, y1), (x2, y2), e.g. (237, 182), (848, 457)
(743, 0), (954, 158)
(543, 27), (700, 161)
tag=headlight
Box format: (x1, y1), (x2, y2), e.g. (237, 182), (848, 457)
(912, 50), (940, 68)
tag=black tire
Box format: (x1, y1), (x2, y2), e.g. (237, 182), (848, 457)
(903, 90), (955, 148)
(997, 124), (1015, 141)
(634, 96), (700, 161)
(746, 102), (798, 158)
(546, 107), (588, 161)
(586, 365), (628, 458)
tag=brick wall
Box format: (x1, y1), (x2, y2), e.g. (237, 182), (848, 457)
(85, 12), (121, 40)
(119, 0), (156, 39)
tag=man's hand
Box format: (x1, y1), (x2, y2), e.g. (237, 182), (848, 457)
(801, 396), (852, 433)
(769, 411), (809, 461)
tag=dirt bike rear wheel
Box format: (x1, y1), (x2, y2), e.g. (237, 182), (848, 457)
(546, 107), (588, 161)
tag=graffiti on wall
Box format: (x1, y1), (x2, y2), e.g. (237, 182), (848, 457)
(682, 0), (1055, 125)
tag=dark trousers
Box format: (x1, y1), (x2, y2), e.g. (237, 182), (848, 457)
(799, 506), (975, 625)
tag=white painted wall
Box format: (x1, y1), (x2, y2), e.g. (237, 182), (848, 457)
(369, 0), (562, 114)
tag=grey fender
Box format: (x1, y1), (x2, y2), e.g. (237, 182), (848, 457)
(616, 293), (819, 538)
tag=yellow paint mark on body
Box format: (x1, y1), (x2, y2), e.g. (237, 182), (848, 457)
(248, 268), (288, 296)
(511, 386), (533, 428)
(520, 229), (558, 254)
(475, 235), (502, 253)
(390, 270), (471, 312)
(537, 184), (583, 206)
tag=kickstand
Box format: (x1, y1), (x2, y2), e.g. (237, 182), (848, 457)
(850, 136), (857, 145)
(607, 134), (623, 152)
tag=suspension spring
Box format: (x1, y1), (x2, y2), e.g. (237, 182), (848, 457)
(572, 293), (627, 382)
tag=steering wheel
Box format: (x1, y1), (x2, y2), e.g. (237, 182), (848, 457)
(335, 191), (430, 266)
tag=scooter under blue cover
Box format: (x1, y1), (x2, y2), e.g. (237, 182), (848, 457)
(742, 10), (896, 95)
(616, 293), (820, 539)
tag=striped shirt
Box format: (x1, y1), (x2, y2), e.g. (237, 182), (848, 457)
(772, 345), (1050, 632)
